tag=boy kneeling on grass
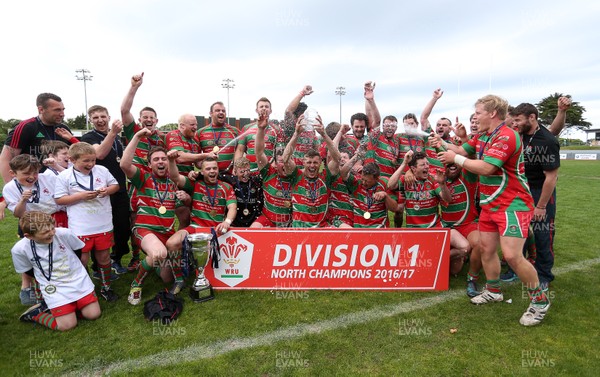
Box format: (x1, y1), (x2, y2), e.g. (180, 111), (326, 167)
(12, 211), (101, 331)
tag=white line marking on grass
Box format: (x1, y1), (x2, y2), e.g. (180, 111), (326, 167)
(70, 257), (600, 376)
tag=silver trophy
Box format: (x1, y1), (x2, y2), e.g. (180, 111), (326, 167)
(303, 108), (319, 132)
(187, 233), (215, 302)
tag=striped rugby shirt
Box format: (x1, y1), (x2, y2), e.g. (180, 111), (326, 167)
(123, 121), (166, 171)
(462, 124), (533, 212)
(165, 129), (201, 175)
(259, 164), (296, 227)
(399, 176), (442, 228)
(440, 169), (479, 227)
(238, 122), (280, 171)
(130, 168), (178, 234)
(345, 175), (390, 228)
(364, 132), (401, 178)
(289, 167), (337, 228)
(182, 177), (236, 227)
(281, 113), (320, 168)
(196, 123), (239, 172)
(325, 175), (354, 226)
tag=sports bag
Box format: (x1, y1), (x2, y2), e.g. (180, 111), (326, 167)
(143, 289), (184, 324)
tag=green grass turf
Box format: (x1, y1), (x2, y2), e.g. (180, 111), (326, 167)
(0, 160), (599, 376)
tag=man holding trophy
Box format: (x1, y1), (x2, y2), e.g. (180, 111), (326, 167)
(165, 153), (237, 302)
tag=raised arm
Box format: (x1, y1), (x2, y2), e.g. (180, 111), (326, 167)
(285, 85), (313, 116)
(166, 150), (187, 188)
(388, 150), (413, 190)
(254, 112), (270, 171)
(121, 72), (144, 126)
(340, 152), (360, 180)
(548, 96), (571, 136)
(331, 123), (347, 152)
(364, 81), (381, 131)
(434, 169), (452, 203)
(94, 120), (124, 160)
(234, 143), (247, 163)
(420, 88), (444, 132)
(315, 118), (340, 176)
(450, 117), (470, 145)
(120, 128), (151, 178)
(281, 117), (303, 173)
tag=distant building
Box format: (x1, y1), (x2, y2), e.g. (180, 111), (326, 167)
(585, 128), (600, 146)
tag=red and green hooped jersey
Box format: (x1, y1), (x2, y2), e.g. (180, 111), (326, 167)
(364, 133), (401, 178)
(130, 168), (178, 234)
(440, 169), (479, 227)
(292, 131), (320, 168)
(425, 146), (445, 176)
(289, 167), (337, 228)
(326, 175), (354, 226)
(398, 135), (426, 162)
(196, 124), (239, 172)
(463, 124), (533, 212)
(259, 164), (296, 227)
(281, 113), (320, 168)
(165, 129), (201, 175)
(345, 137), (360, 153)
(345, 175), (390, 228)
(346, 135), (367, 152)
(238, 122), (280, 171)
(182, 178), (236, 227)
(123, 122), (166, 171)
(318, 139), (356, 161)
(399, 176), (442, 228)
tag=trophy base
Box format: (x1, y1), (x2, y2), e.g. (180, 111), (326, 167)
(189, 285), (215, 303)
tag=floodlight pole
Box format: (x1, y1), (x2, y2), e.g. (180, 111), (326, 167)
(335, 86), (346, 124)
(75, 69), (93, 130)
(222, 78), (235, 125)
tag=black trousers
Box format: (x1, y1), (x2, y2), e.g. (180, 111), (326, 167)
(110, 190), (132, 263)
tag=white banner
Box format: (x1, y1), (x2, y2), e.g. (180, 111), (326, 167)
(574, 154), (597, 160)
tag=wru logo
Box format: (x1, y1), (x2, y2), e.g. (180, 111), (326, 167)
(221, 236), (248, 267)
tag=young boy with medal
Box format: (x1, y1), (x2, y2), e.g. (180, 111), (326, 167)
(54, 142), (120, 302)
(3, 154), (65, 305)
(13, 211), (101, 331)
(120, 128), (185, 305)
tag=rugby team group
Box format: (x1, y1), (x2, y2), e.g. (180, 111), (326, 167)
(0, 73), (569, 330)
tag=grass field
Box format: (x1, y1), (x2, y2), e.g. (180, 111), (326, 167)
(1, 161), (599, 376)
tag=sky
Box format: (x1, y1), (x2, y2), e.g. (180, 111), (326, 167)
(2, 0), (599, 140)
